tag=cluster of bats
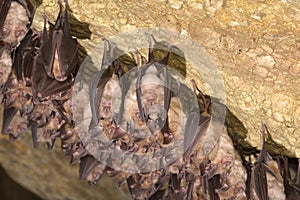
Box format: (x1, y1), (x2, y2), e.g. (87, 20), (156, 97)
(0, 0), (299, 199)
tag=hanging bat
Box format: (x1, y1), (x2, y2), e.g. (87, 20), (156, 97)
(0, 0), (11, 31)
(77, 39), (127, 184)
(135, 36), (171, 138)
(79, 155), (106, 186)
(0, 0), (35, 49)
(183, 80), (218, 164)
(32, 0), (79, 99)
(1, 29), (37, 138)
(281, 157), (300, 199)
(88, 39), (123, 131)
(0, 0), (35, 86)
(250, 123), (286, 200)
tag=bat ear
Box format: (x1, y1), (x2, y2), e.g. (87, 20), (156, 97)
(259, 123), (273, 163)
(145, 33), (155, 62)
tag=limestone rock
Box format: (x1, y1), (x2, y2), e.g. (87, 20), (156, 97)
(1, 0), (299, 199)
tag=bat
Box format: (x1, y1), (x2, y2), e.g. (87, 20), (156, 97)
(77, 39), (127, 184)
(212, 131), (247, 199)
(89, 39), (123, 131)
(284, 158), (300, 199)
(1, 107), (28, 140)
(32, 0), (79, 98)
(183, 80), (215, 163)
(79, 155), (106, 186)
(250, 123), (286, 200)
(135, 36), (171, 137)
(0, 0), (11, 31)
(0, 0), (34, 49)
(1, 30), (37, 138)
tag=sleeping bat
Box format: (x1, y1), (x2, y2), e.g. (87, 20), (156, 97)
(250, 123), (286, 200)
(178, 80), (249, 200)
(135, 36), (171, 138)
(0, 0), (35, 87)
(32, 0), (79, 99)
(88, 39), (123, 131)
(77, 40), (126, 182)
(79, 155), (106, 186)
(280, 157), (300, 199)
(183, 80), (218, 164)
(0, 0), (35, 49)
(1, 29), (37, 138)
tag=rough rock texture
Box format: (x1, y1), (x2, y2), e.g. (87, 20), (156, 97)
(0, 0), (299, 199)
(31, 0), (298, 156)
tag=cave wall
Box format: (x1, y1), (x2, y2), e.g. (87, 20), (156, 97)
(30, 0), (299, 156)
(0, 0), (299, 199)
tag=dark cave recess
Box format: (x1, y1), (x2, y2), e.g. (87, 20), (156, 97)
(0, 164), (42, 200)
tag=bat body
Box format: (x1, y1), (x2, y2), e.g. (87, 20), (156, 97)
(1, 0), (80, 150)
(77, 40), (125, 183)
(250, 124), (286, 200)
(32, 0), (79, 99)
(0, 0), (34, 49)
(283, 158), (300, 199)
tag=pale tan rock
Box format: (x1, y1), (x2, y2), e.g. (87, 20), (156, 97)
(1, 0), (299, 199)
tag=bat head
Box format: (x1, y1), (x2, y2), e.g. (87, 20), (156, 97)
(0, 1), (30, 48)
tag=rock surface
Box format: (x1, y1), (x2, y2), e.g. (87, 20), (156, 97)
(0, 0), (299, 199)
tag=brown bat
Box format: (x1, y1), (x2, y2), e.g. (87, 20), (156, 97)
(135, 36), (171, 136)
(0, 0), (35, 86)
(79, 155), (106, 186)
(32, 0), (79, 98)
(76, 40), (126, 183)
(0, 0), (34, 49)
(282, 158), (300, 199)
(250, 123), (286, 200)
(1, 30), (37, 139)
(0, 0), (11, 30)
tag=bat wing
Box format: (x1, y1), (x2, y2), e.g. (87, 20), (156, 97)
(32, 55), (75, 98)
(207, 174), (222, 200)
(15, 0), (35, 26)
(0, 0), (11, 31)
(88, 40), (114, 129)
(1, 106), (18, 135)
(183, 117), (210, 161)
(11, 29), (37, 82)
(250, 123), (270, 200)
(79, 155), (106, 182)
(39, 0), (79, 81)
(251, 163), (269, 200)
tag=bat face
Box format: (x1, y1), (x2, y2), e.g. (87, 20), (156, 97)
(98, 74), (122, 129)
(0, 1), (29, 47)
